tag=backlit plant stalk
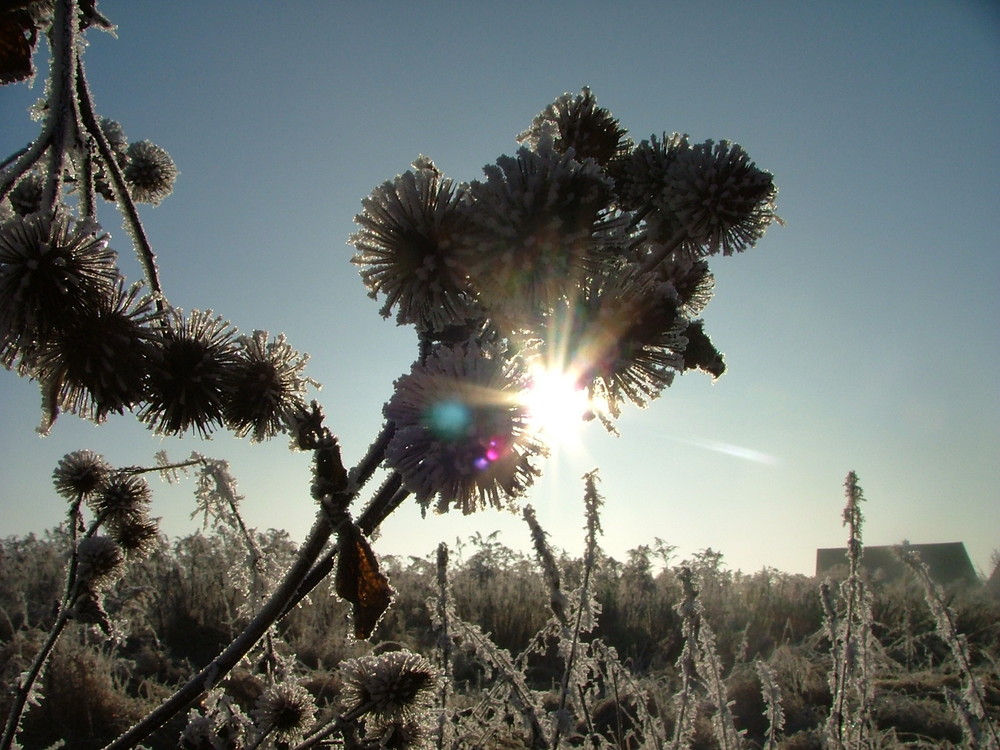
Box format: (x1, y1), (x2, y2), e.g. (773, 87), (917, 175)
(549, 471), (604, 749)
(823, 471), (875, 750)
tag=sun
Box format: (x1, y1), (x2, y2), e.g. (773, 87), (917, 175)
(523, 364), (591, 444)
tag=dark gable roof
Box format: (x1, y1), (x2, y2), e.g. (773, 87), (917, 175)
(815, 542), (979, 586)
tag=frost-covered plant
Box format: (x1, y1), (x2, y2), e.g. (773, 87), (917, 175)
(821, 472), (880, 750)
(669, 567), (745, 750)
(755, 659), (785, 750)
(896, 543), (1000, 748)
(0, 1), (779, 747)
(0, 450), (208, 749)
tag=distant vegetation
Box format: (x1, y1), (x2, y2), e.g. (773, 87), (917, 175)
(1, 473), (997, 748)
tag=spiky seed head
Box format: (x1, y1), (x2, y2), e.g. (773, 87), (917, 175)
(90, 472), (152, 528)
(52, 449), (111, 499)
(339, 650), (438, 721)
(76, 536), (125, 588)
(123, 140), (177, 204)
(253, 682), (316, 743)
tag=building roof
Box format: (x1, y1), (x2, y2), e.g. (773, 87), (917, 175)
(815, 542), (979, 587)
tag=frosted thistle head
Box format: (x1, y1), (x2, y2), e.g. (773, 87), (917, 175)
(75, 536), (125, 588)
(32, 280), (160, 430)
(252, 682), (316, 744)
(140, 309), (239, 437)
(460, 144), (616, 326)
(610, 132), (690, 213)
(660, 139), (777, 257)
(224, 330), (315, 442)
(384, 342), (545, 515)
(89, 472), (152, 529)
(339, 650), (438, 722)
(110, 515), (160, 559)
(536, 264), (686, 426)
(653, 257), (715, 317)
(52, 450), (111, 500)
(350, 159), (480, 334)
(518, 87), (630, 167)
(0, 212), (119, 370)
(123, 140), (177, 204)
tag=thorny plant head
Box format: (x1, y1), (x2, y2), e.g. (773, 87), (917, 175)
(252, 681), (317, 744)
(384, 340), (545, 515)
(52, 449), (111, 500)
(339, 649), (439, 722)
(350, 87), (778, 513)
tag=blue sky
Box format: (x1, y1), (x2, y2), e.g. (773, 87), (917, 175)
(1, 1), (998, 576)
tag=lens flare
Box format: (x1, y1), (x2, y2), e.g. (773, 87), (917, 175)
(425, 398), (470, 440)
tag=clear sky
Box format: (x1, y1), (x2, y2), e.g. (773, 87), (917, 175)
(2, 1), (998, 576)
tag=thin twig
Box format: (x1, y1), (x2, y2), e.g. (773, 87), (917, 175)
(75, 54), (164, 299)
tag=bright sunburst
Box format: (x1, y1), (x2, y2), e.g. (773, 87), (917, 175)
(523, 363), (591, 445)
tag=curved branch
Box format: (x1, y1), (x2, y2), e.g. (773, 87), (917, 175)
(74, 55), (163, 299)
(0, 138), (52, 204)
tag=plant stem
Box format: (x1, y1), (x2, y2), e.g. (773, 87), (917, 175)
(39, 0), (79, 216)
(0, 612), (71, 750)
(75, 54), (164, 300)
(102, 511), (337, 750)
(102, 417), (399, 749)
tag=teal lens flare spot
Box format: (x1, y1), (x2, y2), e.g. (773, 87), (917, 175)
(425, 399), (470, 440)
